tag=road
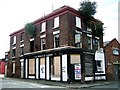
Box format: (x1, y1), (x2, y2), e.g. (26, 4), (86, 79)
(1, 78), (65, 89)
(0, 77), (120, 90)
(90, 81), (120, 89)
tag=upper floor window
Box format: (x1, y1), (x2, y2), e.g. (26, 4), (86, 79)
(75, 31), (82, 48)
(20, 33), (24, 41)
(11, 36), (16, 45)
(76, 16), (81, 28)
(41, 22), (46, 32)
(41, 38), (45, 50)
(54, 17), (59, 28)
(20, 47), (24, 55)
(54, 34), (59, 48)
(87, 35), (92, 49)
(93, 37), (99, 50)
(30, 39), (34, 52)
(113, 48), (119, 55)
(12, 49), (16, 57)
(87, 27), (92, 32)
(13, 36), (16, 45)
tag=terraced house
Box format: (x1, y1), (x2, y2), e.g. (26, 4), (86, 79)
(7, 6), (105, 83)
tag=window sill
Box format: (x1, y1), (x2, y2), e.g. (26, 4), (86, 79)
(20, 55), (24, 57)
(20, 40), (24, 43)
(12, 43), (16, 46)
(40, 31), (46, 34)
(12, 57), (16, 59)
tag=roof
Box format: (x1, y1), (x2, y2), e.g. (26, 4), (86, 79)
(104, 38), (120, 48)
(103, 41), (110, 47)
(9, 5), (102, 36)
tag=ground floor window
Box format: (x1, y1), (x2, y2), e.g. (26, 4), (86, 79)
(51, 56), (61, 78)
(70, 54), (81, 64)
(95, 60), (103, 73)
(29, 59), (35, 75)
(40, 57), (45, 79)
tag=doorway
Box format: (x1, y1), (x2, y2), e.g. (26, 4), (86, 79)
(114, 64), (119, 80)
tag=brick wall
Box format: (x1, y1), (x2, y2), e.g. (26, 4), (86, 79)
(105, 39), (120, 80)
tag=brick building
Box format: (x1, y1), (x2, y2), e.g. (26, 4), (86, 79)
(8, 6), (105, 82)
(104, 38), (120, 80)
(0, 58), (5, 74)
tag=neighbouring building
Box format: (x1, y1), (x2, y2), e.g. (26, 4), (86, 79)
(8, 6), (105, 82)
(0, 58), (5, 74)
(4, 51), (11, 77)
(104, 38), (120, 81)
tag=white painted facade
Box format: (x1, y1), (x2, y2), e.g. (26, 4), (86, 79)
(95, 48), (106, 80)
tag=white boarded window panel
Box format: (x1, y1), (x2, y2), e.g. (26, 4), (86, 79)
(29, 59), (35, 74)
(54, 17), (59, 28)
(40, 57), (45, 79)
(71, 54), (81, 64)
(76, 17), (81, 28)
(41, 22), (46, 32)
(54, 56), (61, 77)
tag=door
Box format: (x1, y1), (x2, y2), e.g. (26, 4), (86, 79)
(114, 64), (119, 80)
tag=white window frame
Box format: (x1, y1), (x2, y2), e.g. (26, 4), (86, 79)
(76, 16), (81, 28)
(54, 17), (59, 28)
(87, 27), (92, 32)
(13, 36), (16, 45)
(41, 22), (46, 32)
(113, 48), (119, 55)
(41, 38), (46, 50)
(93, 37), (100, 50)
(87, 34), (92, 49)
(75, 30), (82, 48)
(54, 34), (60, 48)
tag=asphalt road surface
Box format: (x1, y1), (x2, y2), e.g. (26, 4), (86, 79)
(1, 77), (120, 90)
(1, 78), (65, 89)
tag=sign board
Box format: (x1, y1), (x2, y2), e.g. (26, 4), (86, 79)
(74, 64), (81, 80)
(40, 65), (45, 79)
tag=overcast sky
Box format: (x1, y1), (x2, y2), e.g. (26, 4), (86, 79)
(0, 0), (118, 58)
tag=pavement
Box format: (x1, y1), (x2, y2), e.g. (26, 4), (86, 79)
(1, 76), (115, 89)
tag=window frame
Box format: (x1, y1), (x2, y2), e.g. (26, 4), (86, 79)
(12, 49), (16, 57)
(41, 22), (46, 32)
(75, 31), (82, 48)
(53, 17), (59, 29)
(87, 34), (92, 49)
(76, 16), (81, 28)
(41, 38), (46, 50)
(54, 34), (60, 48)
(20, 33), (24, 42)
(113, 48), (119, 55)
(93, 37), (100, 50)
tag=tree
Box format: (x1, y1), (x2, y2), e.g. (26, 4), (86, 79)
(95, 23), (104, 37)
(25, 23), (36, 38)
(78, 0), (97, 26)
(78, 0), (104, 37)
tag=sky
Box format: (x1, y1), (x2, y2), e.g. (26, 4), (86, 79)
(0, 0), (119, 58)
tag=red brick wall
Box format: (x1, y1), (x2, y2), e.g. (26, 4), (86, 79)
(105, 39), (120, 80)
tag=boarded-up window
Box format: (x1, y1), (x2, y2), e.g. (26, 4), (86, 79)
(84, 54), (93, 76)
(71, 54), (81, 64)
(29, 59), (35, 74)
(12, 62), (15, 73)
(40, 57), (45, 79)
(40, 58), (45, 65)
(54, 56), (61, 77)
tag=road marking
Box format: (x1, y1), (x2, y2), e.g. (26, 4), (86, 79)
(30, 83), (50, 88)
